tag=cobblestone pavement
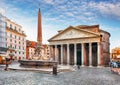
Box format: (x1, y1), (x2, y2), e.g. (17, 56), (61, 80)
(0, 65), (120, 85)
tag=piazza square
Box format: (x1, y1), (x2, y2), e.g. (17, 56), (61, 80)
(0, 0), (120, 85)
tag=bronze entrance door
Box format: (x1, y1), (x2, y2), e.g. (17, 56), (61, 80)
(77, 44), (82, 65)
(92, 43), (98, 66)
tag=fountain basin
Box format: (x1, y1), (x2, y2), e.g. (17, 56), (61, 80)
(19, 60), (57, 67)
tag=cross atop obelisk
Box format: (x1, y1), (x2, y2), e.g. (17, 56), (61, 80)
(37, 6), (42, 45)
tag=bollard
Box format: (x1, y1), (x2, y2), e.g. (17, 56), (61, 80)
(53, 64), (57, 75)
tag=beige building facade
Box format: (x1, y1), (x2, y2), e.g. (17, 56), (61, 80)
(48, 25), (110, 66)
(5, 18), (26, 60)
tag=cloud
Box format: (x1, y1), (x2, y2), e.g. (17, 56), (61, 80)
(88, 1), (120, 19)
(0, 7), (5, 14)
(44, 0), (54, 4)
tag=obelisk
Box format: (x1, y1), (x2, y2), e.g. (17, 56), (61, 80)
(37, 8), (42, 45)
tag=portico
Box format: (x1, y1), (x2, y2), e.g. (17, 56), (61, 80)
(48, 25), (110, 66)
(49, 41), (101, 66)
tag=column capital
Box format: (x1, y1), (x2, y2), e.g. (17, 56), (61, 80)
(97, 42), (101, 45)
(61, 44), (63, 46)
(67, 43), (69, 45)
(74, 43), (77, 45)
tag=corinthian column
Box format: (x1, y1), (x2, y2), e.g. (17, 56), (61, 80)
(61, 44), (63, 65)
(97, 42), (101, 66)
(89, 43), (92, 67)
(67, 44), (70, 65)
(81, 43), (84, 66)
(74, 43), (77, 65)
(55, 45), (58, 62)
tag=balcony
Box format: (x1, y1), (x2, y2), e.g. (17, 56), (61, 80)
(6, 26), (27, 37)
(9, 53), (14, 56)
(8, 46), (15, 52)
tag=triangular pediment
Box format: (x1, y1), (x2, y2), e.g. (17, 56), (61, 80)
(49, 26), (100, 41)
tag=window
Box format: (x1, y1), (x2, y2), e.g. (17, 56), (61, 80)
(23, 38), (24, 41)
(10, 34), (12, 38)
(10, 24), (12, 29)
(19, 28), (20, 32)
(19, 52), (21, 54)
(19, 46), (21, 49)
(10, 44), (12, 48)
(5, 22), (7, 27)
(15, 35), (16, 39)
(15, 40), (16, 43)
(10, 39), (12, 42)
(15, 26), (16, 29)
(15, 45), (16, 49)
(19, 36), (20, 40)
(23, 47), (24, 50)
(19, 41), (20, 44)
(23, 52), (24, 54)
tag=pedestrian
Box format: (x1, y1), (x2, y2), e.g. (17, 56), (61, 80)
(4, 52), (10, 71)
(77, 65), (80, 69)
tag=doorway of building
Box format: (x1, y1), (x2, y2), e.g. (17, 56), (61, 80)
(77, 44), (82, 65)
(85, 43), (89, 66)
(70, 44), (74, 65)
(92, 43), (97, 66)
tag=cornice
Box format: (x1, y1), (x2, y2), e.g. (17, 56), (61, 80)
(6, 27), (27, 37)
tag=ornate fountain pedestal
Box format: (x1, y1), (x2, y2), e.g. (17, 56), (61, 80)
(19, 43), (57, 67)
(19, 60), (57, 67)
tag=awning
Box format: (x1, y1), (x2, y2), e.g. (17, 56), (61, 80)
(0, 47), (8, 54)
(117, 56), (120, 58)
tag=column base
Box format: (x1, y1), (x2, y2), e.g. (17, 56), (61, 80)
(89, 65), (93, 67)
(60, 64), (63, 66)
(97, 65), (103, 68)
(67, 63), (70, 66)
(81, 65), (84, 67)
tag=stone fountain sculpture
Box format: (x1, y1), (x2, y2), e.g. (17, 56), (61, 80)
(32, 43), (48, 60)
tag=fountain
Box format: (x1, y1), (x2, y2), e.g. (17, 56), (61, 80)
(19, 7), (57, 67)
(19, 43), (57, 67)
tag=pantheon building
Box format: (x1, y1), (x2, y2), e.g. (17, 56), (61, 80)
(48, 25), (110, 66)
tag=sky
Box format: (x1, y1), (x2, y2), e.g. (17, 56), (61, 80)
(0, 0), (120, 51)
